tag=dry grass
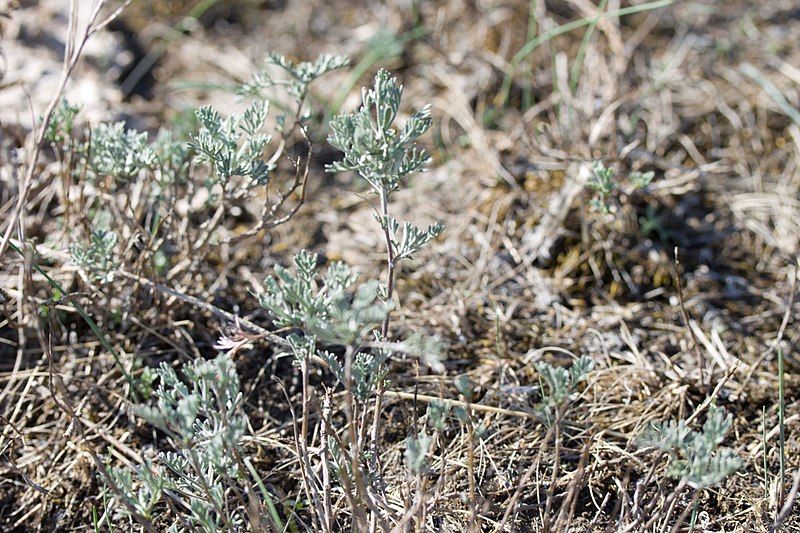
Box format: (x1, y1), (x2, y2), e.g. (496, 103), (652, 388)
(2, 0), (800, 531)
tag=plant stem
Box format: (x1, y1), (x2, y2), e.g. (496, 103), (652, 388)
(467, 399), (477, 530)
(763, 406), (770, 500)
(778, 348), (786, 509)
(369, 187), (395, 532)
(669, 489), (700, 533)
(379, 188), (396, 337)
(569, 0), (608, 94)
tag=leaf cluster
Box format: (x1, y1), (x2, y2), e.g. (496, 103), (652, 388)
(106, 355), (250, 532)
(535, 356), (594, 425)
(258, 250), (388, 345)
(326, 69), (432, 197)
(640, 405), (742, 488)
(189, 102), (274, 187)
(238, 53), (350, 102)
(69, 229), (118, 283)
(587, 160), (655, 214)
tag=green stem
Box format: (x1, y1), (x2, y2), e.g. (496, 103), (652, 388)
(778, 348), (786, 508)
(763, 405), (770, 499)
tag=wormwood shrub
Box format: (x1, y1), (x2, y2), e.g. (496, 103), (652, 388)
(92, 61), (447, 531)
(50, 53), (348, 286)
(621, 405), (743, 530)
(253, 68), (446, 532)
(535, 355), (594, 425)
(640, 404), (741, 489)
(102, 356), (267, 532)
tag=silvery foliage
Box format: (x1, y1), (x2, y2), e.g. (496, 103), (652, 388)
(62, 54), (345, 287)
(629, 169), (654, 189)
(103, 459), (164, 523)
(587, 161), (617, 214)
(426, 399), (451, 432)
(327, 70), (443, 260)
(260, 250), (446, 400)
(104, 355), (248, 532)
(326, 69), (431, 195)
(640, 405), (741, 489)
(401, 330), (446, 374)
(44, 99), (80, 150)
(59, 53), (347, 193)
(238, 53), (350, 103)
(47, 104), (191, 191)
(69, 228), (118, 283)
(260, 251), (392, 401)
(150, 129), (193, 190)
(380, 216), (446, 262)
(193, 53), (349, 188)
(535, 356), (594, 425)
(88, 122), (157, 182)
(258, 250), (388, 345)
(320, 332), (393, 402)
(405, 432), (433, 474)
(404, 399), (452, 475)
(261, 71), (446, 483)
(286, 331), (390, 402)
(189, 101), (274, 187)
(587, 161), (655, 214)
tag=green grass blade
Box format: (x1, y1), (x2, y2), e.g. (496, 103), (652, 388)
(763, 406), (770, 499)
(498, 0), (673, 106)
(243, 457), (285, 532)
(740, 63), (800, 127)
(522, 0), (539, 110)
(569, 0), (608, 94)
(7, 240), (139, 400)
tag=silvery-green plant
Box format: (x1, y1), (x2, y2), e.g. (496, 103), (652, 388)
(259, 250), (403, 404)
(630, 169), (655, 190)
(150, 129), (192, 190)
(426, 399), (451, 432)
(238, 53), (350, 107)
(85, 65), (446, 532)
(325, 68), (443, 363)
(248, 69), (444, 531)
(88, 122), (157, 182)
(64, 53), (345, 296)
(103, 460), (164, 525)
(405, 432), (433, 474)
(258, 250), (389, 346)
(381, 216), (446, 263)
(587, 160), (656, 214)
(102, 354), (282, 532)
(326, 71), (442, 277)
(587, 161), (618, 214)
(44, 99), (80, 151)
(535, 356), (594, 425)
(326, 69), (432, 197)
(189, 101), (273, 188)
(640, 404), (741, 489)
(69, 228), (118, 284)
(318, 338), (390, 402)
